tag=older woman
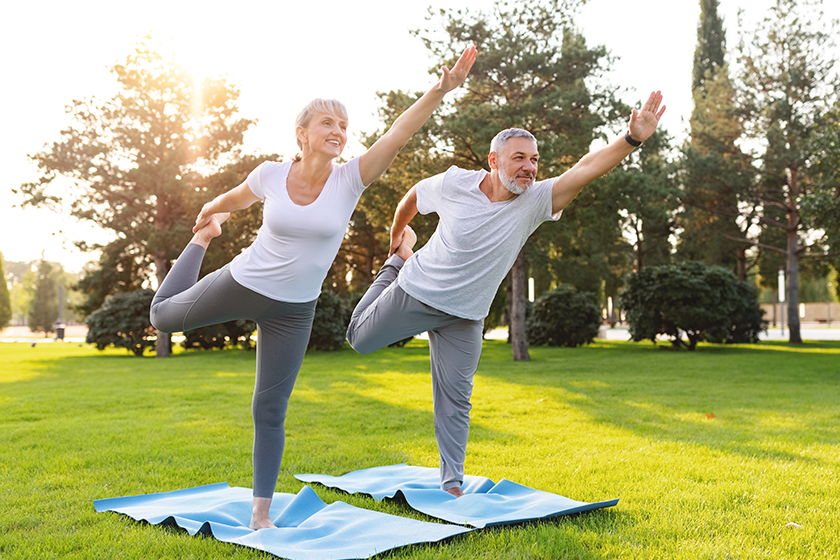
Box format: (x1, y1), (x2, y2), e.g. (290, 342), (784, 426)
(150, 46), (476, 530)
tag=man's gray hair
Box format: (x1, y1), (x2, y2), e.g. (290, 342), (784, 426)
(490, 128), (538, 155)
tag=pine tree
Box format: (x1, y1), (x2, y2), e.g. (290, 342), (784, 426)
(0, 253), (12, 330)
(679, 0), (754, 279)
(27, 260), (58, 336)
(737, 0), (839, 343)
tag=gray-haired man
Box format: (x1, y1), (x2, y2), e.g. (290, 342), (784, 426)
(346, 91), (666, 497)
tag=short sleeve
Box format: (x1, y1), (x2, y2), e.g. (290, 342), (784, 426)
(246, 162), (267, 200)
(536, 178), (561, 223)
(338, 157), (366, 197)
(414, 171), (447, 215)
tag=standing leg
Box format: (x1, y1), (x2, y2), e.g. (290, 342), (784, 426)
(428, 318), (484, 495)
(249, 299), (317, 529)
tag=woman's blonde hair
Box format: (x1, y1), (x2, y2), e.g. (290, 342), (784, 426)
(294, 99), (349, 160)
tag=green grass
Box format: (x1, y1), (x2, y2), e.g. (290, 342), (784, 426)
(1, 339), (839, 559)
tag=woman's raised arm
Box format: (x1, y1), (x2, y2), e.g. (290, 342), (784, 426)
(358, 45), (476, 186)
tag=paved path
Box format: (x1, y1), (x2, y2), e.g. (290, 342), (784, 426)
(597, 325), (840, 342)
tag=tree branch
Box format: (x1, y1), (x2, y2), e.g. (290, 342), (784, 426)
(722, 234), (787, 254)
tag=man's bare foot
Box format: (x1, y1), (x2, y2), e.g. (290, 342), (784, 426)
(445, 486), (464, 498)
(249, 497), (275, 530)
(394, 225), (417, 261)
(192, 212), (230, 249)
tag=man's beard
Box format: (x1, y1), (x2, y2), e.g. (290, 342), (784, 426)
(500, 168), (534, 195)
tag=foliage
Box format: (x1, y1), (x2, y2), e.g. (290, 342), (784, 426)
(27, 260), (58, 335)
(0, 254), (11, 329)
(181, 320), (255, 351)
(735, 0), (839, 342)
(620, 261), (766, 350)
(17, 37), (253, 355)
(692, 0), (726, 93)
(704, 279), (766, 344)
(801, 100), (840, 297)
(85, 289), (156, 356)
(526, 284), (600, 347)
(483, 280), (507, 335)
(678, 0), (755, 279)
(308, 287), (352, 352)
(606, 129), (679, 272)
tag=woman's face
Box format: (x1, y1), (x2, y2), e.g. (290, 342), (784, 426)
(299, 111), (348, 158)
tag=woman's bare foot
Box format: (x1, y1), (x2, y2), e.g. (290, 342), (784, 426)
(445, 486), (464, 498)
(191, 212), (230, 249)
(249, 497), (275, 530)
(394, 225), (417, 261)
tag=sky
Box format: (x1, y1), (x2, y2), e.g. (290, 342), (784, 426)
(2, 0), (838, 273)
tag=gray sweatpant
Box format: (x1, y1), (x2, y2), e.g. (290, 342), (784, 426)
(150, 243), (316, 498)
(346, 255), (483, 491)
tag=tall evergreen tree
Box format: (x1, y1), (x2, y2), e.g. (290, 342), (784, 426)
(27, 260), (58, 336)
(679, 0), (754, 279)
(0, 253), (12, 329)
(737, 0), (839, 343)
(692, 0), (726, 93)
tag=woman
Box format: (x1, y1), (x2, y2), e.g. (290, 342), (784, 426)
(150, 45), (476, 530)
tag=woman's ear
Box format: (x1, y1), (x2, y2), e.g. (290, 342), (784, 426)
(295, 126), (308, 148)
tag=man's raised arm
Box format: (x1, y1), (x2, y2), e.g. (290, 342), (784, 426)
(550, 91), (666, 214)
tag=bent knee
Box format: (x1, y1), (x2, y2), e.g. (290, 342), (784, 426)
(148, 303), (175, 333)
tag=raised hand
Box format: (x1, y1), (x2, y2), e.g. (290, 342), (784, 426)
(628, 91), (666, 143)
(437, 45), (477, 93)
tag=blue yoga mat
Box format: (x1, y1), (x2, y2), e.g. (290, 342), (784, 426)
(94, 482), (471, 560)
(296, 464), (618, 529)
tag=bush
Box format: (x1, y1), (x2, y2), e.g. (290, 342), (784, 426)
(181, 319), (255, 350)
(619, 262), (766, 350)
(526, 285), (601, 348)
(308, 288), (351, 351)
(85, 289), (156, 356)
(704, 280), (766, 344)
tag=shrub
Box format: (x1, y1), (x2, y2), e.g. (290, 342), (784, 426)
(85, 289), (156, 356)
(619, 262), (766, 350)
(308, 288), (351, 351)
(704, 280), (766, 344)
(181, 319), (255, 350)
(526, 285), (600, 348)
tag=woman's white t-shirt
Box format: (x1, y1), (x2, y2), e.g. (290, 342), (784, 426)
(228, 157), (366, 302)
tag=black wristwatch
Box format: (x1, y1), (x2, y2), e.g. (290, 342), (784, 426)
(624, 131), (642, 147)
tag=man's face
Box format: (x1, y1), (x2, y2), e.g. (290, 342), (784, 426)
(494, 137), (539, 195)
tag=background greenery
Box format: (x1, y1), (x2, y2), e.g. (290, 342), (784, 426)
(1, 339), (838, 559)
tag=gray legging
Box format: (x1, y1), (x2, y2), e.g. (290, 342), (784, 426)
(346, 254), (483, 491)
(150, 243), (316, 498)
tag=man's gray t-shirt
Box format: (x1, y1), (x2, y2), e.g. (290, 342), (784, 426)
(398, 166), (560, 321)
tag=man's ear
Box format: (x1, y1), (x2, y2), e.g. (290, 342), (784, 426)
(488, 151), (498, 170)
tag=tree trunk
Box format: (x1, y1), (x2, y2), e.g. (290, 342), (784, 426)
(635, 222), (643, 272)
(508, 250), (530, 361)
(154, 256), (172, 358)
(736, 246), (747, 281)
(786, 167), (802, 344)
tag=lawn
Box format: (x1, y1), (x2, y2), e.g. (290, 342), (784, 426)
(1, 338), (838, 559)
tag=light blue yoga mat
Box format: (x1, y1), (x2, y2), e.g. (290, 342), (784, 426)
(296, 464), (618, 529)
(94, 482), (471, 560)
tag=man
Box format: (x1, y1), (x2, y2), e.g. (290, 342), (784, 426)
(346, 91), (666, 497)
